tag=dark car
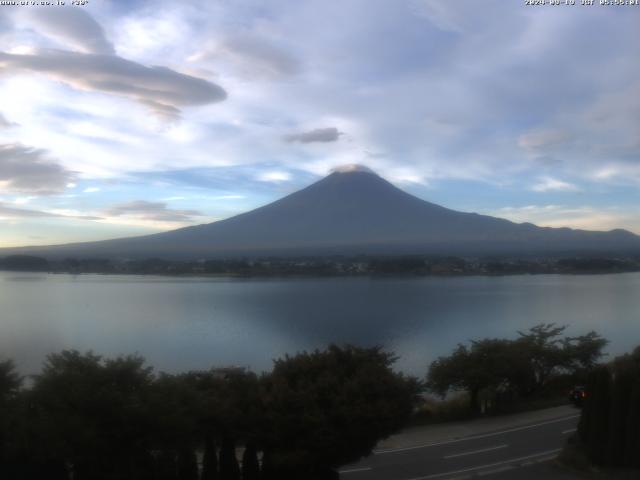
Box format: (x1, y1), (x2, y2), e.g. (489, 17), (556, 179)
(569, 386), (587, 407)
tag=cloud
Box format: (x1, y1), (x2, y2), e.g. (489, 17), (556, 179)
(82, 187), (101, 193)
(0, 202), (100, 220)
(531, 177), (579, 193)
(0, 113), (16, 128)
(105, 200), (203, 223)
(410, 0), (469, 32)
(518, 129), (572, 152)
(213, 194), (245, 200)
(284, 127), (343, 144)
(0, 143), (75, 194)
(256, 171), (291, 183)
(494, 204), (639, 234)
(225, 36), (300, 76)
(0, 50), (227, 119)
(0, 11), (12, 35)
(25, 8), (115, 55)
(191, 34), (301, 79)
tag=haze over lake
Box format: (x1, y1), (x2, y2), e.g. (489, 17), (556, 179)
(2, 271), (638, 376)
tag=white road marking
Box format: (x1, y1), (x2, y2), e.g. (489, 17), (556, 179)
(443, 444), (508, 459)
(374, 415), (579, 455)
(562, 428), (577, 434)
(339, 467), (372, 474)
(404, 448), (562, 480)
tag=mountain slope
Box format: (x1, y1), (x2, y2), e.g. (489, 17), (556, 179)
(3, 166), (640, 258)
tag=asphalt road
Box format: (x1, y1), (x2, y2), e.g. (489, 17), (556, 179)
(339, 412), (580, 480)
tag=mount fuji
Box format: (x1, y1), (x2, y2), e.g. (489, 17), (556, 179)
(3, 165), (639, 259)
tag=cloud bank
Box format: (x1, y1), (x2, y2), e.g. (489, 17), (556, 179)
(105, 200), (204, 223)
(284, 127), (343, 144)
(0, 50), (227, 119)
(0, 202), (100, 220)
(25, 7), (115, 55)
(0, 113), (15, 128)
(0, 143), (75, 194)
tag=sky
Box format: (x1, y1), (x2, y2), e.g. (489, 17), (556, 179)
(0, 0), (638, 247)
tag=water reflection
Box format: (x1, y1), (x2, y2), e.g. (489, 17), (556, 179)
(1, 272), (638, 375)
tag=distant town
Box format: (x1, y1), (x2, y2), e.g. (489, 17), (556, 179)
(1, 254), (639, 276)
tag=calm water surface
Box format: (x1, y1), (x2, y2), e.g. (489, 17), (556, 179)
(1, 271), (639, 375)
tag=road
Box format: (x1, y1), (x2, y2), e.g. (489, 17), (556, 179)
(339, 408), (580, 480)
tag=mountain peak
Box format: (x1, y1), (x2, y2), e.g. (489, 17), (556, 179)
(3, 165), (640, 259)
(330, 164), (377, 175)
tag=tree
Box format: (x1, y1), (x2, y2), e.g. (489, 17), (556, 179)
(428, 344), (479, 411)
(516, 323), (568, 392)
(577, 346), (640, 468)
(30, 350), (155, 479)
(177, 448), (198, 480)
(0, 360), (22, 478)
(261, 345), (420, 477)
(0, 255), (49, 271)
(148, 373), (201, 455)
(219, 437), (240, 480)
(612, 346), (640, 468)
(606, 360), (635, 465)
(157, 450), (178, 480)
(427, 339), (530, 412)
(241, 442), (260, 480)
(201, 437), (219, 480)
(562, 331), (608, 372)
(514, 324), (606, 393)
(625, 380), (640, 468)
(579, 366), (612, 465)
(0, 360), (21, 401)
(427, 325), (608, 414)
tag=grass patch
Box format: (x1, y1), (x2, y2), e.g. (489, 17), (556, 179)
(409, 392), (572, 427)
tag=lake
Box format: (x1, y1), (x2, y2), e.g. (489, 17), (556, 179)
(1, 271), (639, 376)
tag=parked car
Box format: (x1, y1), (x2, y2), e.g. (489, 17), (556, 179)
(569, 386), (587, 407)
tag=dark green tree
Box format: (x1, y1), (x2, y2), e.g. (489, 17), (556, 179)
(516, 323), (568, 392)
(29, 350), (155, 479)
(427, 339), (530, 412)
(577, 346), (640, 468)
(157, 450), (178, 480)
(579, 366), (612, 465)
(261, 345), (420, 477)
(241, 442), (260, 480)
(201, 437), (219, 480)
(219, 437), (240, 480)
(0, 360), (23, 478)
(177, 448), (198, 480)
(624, 381), (640, 468)
(606, 358), (635, 465)
(0, 360), (21, 401)
(428, 325), (609, 414)
(562, 331), (609, 372)
(615, 346), (640, 468)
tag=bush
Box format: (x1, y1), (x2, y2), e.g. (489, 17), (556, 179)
(578, 346), (640, 469)
(0, 345), (420, 479)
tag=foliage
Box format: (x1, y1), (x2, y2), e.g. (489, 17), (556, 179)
(0, 360), (23, 476)
(201, 437), (219, 480)
(426, 324), (608, 413)
(0, 360), (22, 401)
(578, 346), (640, 469)
(0, 345), (419, 479)
(241, 442), (260, 480)
(219, 437), (240, 480)
(29, 350), (155, 479)
(261, 344), (421, 474)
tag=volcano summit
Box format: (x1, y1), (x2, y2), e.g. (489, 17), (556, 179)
(4, 166), (640, 259)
